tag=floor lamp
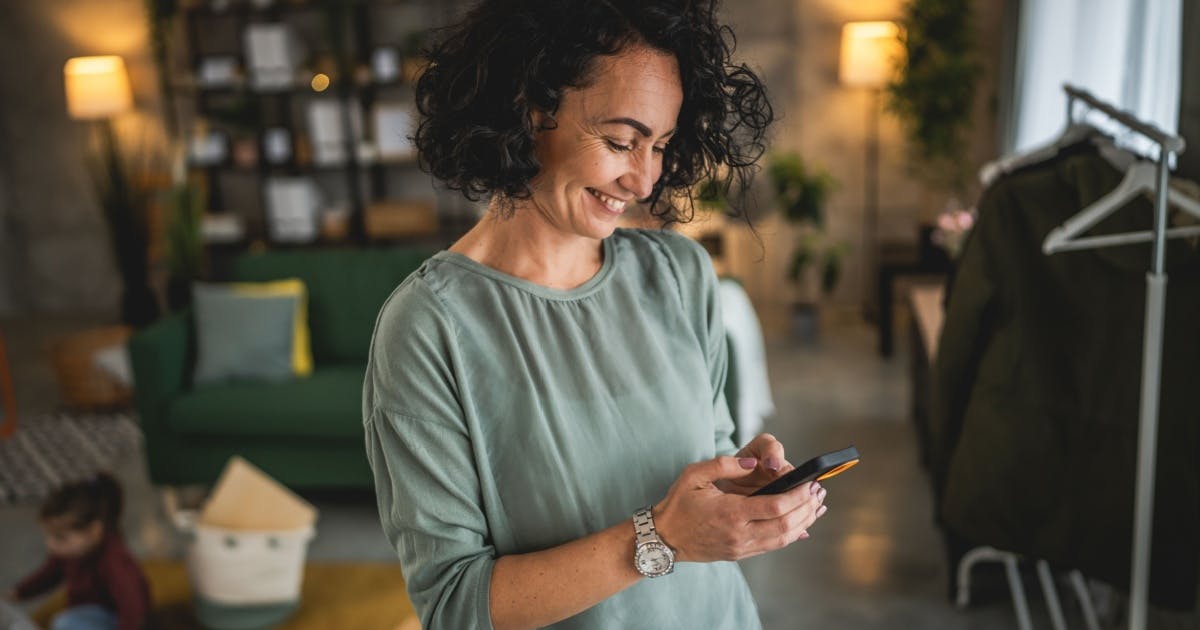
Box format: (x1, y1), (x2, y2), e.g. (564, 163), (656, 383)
(64, 55), (132, 165)
(64, 56), (159, 327)
(840, 21), (901, 320)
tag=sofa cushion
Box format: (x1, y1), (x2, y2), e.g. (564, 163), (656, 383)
(229, 278), (314, 377)
(231, 248), (431, 363)
(169, 365), (366, 439)
(191, 284), (297, 385)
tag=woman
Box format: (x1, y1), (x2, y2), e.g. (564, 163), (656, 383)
(362, 1), (828, 628)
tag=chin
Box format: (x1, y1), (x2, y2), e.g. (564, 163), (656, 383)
(581, 217), (620, 241)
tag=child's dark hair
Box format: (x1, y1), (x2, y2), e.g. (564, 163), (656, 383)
(40, 471), (123, 531)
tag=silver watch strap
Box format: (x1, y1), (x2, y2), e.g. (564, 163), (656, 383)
(633, 506), (658, 546)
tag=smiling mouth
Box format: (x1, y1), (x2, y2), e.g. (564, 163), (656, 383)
(586, 188), (627, 213)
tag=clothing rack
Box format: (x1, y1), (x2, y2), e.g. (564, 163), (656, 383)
(1054, 83), (1188, 630)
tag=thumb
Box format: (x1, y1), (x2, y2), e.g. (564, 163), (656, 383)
(689, 456), (759, 484)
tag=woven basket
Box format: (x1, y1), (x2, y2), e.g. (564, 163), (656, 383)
(51, 326), (133, 410)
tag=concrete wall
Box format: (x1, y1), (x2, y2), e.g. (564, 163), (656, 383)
(0, 0), (163, 318)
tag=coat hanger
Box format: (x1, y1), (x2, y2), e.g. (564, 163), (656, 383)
(980, 123), (1106, 186)
(1043, 160), (1200, 254)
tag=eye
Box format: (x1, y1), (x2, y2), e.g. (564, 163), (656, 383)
(605, 139), (633, 152)
(652, 145), (667, 155)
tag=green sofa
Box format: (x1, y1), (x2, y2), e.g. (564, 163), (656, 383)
(127, 248), (432, 489)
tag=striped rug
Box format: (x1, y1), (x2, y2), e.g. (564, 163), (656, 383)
(0, 412), (142, 505)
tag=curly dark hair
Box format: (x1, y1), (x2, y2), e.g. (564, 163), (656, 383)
(40, 471), (123, 531)
(413, 0), (773, 224)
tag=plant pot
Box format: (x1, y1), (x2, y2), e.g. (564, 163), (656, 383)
(791, 302), (820, 345)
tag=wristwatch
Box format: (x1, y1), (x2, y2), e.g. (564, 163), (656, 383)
(632, 506), (676, 578)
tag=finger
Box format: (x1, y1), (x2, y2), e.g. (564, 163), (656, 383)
(744, 502), (820, 551)
(739, 434), (789, 473)
(686, 456), (760, 485)
(740, 482), (821, 521)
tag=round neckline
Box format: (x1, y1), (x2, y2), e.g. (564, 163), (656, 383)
(431, 232), (617, 301)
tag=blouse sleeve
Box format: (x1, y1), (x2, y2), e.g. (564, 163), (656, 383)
(363, 277), (496, 630)
(651, 230), (738, 457)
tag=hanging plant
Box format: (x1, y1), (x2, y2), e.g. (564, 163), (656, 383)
(887, 0), (982, 195)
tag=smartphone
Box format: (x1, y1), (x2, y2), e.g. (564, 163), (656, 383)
(749, 445), (860, 496)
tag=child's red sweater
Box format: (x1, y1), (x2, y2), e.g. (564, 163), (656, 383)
(14, 530), (150, 630)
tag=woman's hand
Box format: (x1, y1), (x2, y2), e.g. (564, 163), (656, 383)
(653, 455), (828, 563)
(716, 433), (795, 496)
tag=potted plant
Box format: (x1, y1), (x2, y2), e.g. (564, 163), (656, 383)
(768, 153), (846, 342)
(161, 160), (206, 311)
(887, 0), (982, 198)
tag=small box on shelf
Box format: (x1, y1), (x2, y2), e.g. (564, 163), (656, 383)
(201, 213), (246, 245)
(196, 56), (241, 89)
(189, 130), (231, 167)
(320, 204), (353, 242)
(365, 200), (437, 240)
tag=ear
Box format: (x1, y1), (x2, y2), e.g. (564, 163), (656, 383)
(528, 108), (557, 132)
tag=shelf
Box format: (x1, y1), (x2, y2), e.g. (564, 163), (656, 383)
(188, 156), (417, 173)
(178, 0), (456, 250)
(179, 78), (411, 95)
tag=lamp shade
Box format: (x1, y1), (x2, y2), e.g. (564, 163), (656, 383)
(839, 21), (902, 88)
(64, 56), (132, 120)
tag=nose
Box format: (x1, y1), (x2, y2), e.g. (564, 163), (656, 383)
(617, 152), (658, 202)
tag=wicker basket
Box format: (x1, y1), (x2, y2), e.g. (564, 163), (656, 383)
(51, 326), (134, 410)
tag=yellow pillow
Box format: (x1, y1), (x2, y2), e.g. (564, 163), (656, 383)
(230, 279), (313, 377)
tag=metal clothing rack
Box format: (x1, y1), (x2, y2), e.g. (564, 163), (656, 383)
(1049, 83), (1189, 630)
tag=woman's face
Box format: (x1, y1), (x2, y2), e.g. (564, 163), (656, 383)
(526, 45), (683, 240)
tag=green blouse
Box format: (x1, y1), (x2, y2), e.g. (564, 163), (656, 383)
(362, 228), (761, 629)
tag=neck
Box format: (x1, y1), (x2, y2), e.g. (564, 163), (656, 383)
(451, 197), (607, 290)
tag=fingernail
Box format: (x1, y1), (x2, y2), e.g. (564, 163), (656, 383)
(818, 488), (827, 502)
(799, 531), (810, 539)
(817, 505), (828, 517)
(810, 482), (821, 496)
(764, 457), (780, 471)
(738, 457), (757, 470)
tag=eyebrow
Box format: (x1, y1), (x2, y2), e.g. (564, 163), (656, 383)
(600, 117), (677, 139)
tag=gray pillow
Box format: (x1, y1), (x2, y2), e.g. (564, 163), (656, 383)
(192, 283), (298, 385)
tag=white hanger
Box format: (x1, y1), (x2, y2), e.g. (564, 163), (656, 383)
(1043, 161), (1200, 254)
(980, 123), (1104, 186)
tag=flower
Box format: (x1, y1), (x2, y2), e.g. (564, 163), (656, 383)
(932, 204), (976, 259)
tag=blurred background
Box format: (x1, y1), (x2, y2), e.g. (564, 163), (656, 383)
(1, 0), (1198, 628)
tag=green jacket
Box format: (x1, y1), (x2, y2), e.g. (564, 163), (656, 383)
(932, 147), (1200, 609)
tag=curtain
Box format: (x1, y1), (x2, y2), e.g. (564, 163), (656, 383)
(1008, 0), (1182, 158)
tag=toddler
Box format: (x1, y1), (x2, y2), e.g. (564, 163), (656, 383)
(5, 472), (149, 630)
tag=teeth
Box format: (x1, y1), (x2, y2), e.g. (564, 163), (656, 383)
(589, 188), (626, 212)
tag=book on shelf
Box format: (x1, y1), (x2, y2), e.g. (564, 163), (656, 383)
(244, 23), (301, 91)
(265, 177), (321, 243)
(306, 99), (365, 166)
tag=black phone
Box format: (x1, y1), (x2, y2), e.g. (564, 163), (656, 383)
(749, 446), (860, 496)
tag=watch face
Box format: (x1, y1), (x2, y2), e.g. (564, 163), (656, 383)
(635, 542), (674, 577)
